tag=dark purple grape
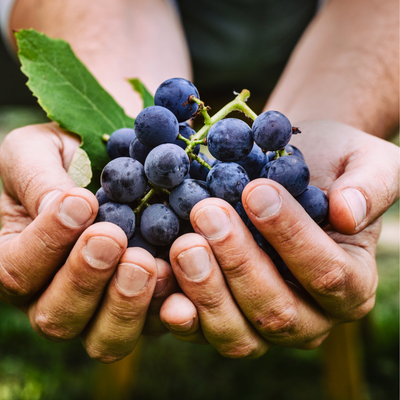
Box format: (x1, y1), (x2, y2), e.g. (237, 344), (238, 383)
(189, 152), (212, 181)
(134, 106), (179, 149)
(207, 118), (253, 162)
(154, 78), (199, 122)
(179, 218), (195, 235)
(169, 179), (210, 219)
(174, 123), (200, 154)
(252, 111), (292, 151)
(95, 202), (135, 239)
(249, 225), (278, 258)
(95, 187), (112, 206)
(144, 144), (190, 189)
(129, 137), (151, 164)
(295, 185), (329, 224)
(260, 156), (310, 197)
(140, 204), (180, 246)
(236, 143), (267, 180)
(285, 144), (305, 161)
(249, 226), (289, 276)
(234, 202), (251, 227)
(106, 128), (136, 159)
(206, 162), (250, 204)
(101, 157), (147, 203)
(128, 230), (157, 257)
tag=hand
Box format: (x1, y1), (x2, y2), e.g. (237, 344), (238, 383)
(160, 120), (399, 357)
(0, 123), (178, 362)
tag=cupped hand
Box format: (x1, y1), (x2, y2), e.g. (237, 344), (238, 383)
(160, 119), (399, 357)
(0, 123), (178, 362)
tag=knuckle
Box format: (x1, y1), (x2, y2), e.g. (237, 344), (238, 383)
(257, 301), (299, 338)
(273, 219), (309, 248)
(0, 262), (32, 299)
(220, 249), (259, 277)
(85, 344), (129, 364)
(196, 290), (228, 311)
(32, 224), (63, 254)
(33, 312), (75, 342)
(219, 338), (264, 359)
(308, 258), (348, 298)
(108, 303), (144, 324)
(343, 294), (376, 322)
(65, 271), (105, 298)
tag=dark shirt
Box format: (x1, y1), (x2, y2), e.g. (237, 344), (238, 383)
(0, 0), (318, 108)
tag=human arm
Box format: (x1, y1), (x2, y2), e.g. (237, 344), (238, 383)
(159, 0), (400, 355)
(0, 0), (187, 361)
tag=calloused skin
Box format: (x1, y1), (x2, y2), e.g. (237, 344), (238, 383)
(1, 0), (399, 361)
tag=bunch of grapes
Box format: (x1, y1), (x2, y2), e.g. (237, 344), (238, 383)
(95, 78), (328, 273)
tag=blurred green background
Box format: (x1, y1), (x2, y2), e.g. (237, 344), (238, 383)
(0, 106), (398, 400)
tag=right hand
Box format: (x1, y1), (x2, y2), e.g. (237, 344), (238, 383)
(0, 122), (178, 362)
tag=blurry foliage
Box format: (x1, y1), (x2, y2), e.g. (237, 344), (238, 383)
(0, 108), (398, 400)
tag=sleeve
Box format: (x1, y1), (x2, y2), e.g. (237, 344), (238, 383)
(0, 0), (17, 56)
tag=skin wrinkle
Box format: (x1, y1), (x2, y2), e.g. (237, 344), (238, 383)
(32, 308), (77, 342)
(256, 297), (300, 338)
(0, 257), (29, 300)
(62, 266), (109, 299)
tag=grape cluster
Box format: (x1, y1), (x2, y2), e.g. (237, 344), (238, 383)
(94, 77), (329, 270)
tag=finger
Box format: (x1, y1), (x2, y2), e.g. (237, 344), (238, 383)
(160, 292), (208, 344)
(0, 123), (79, 218)
(81, 247), (158, 363)
(170, 233), (270, 358)
(27, 222), (127, 341)
(326, 128), (399, 234)
(142, 258), (180, 336)
(241, 180), (378, 321)
(0, 190), (32, 245)
(0, 187), (98, 306)
(190, 198), (333, 346)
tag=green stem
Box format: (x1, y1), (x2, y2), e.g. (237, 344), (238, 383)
(275, 148), (289, 158)
(192, 90), (256, 141)
(134, 188), (156, 214)
(191, 96), (212, 125)
(190, 153), (212, 170)
(102, 134), (110, 143)
(177, 134), (191, 146)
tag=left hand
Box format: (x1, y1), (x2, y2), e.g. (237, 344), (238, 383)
(159, 119), (399, 357)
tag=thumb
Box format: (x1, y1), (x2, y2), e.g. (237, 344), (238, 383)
(327, 140), (400, 234)
(0, 123), (80, 218)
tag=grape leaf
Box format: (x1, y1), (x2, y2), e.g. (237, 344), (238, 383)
(128, 78), (154, 109)
(15, 29), (135, 191)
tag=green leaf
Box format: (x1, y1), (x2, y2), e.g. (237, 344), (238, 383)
(128, 78), (154, 109)
(67, 148), (93, 188)
(15, 29), (135, 190)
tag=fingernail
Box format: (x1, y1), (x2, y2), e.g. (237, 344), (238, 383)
(59, 196), (93, 227)
(177, 247), (210, 281)
(168, 319), (194, 332)
(246, 185), (282, 218)
(116, 264), (150, 295)
(194, 206), (230, 240)
(85, 237), (121, 268)
(341, 188), (367, 228)
(154, 277), (168, 296)
(38, 190), (62, 214)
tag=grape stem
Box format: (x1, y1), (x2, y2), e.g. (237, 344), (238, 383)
(133, 188), (156, 214)
(275, 148), (290, 158)
(191, 89), (257, 142)
(190, 153), (212, 170)
(134, 89), (257, 213)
